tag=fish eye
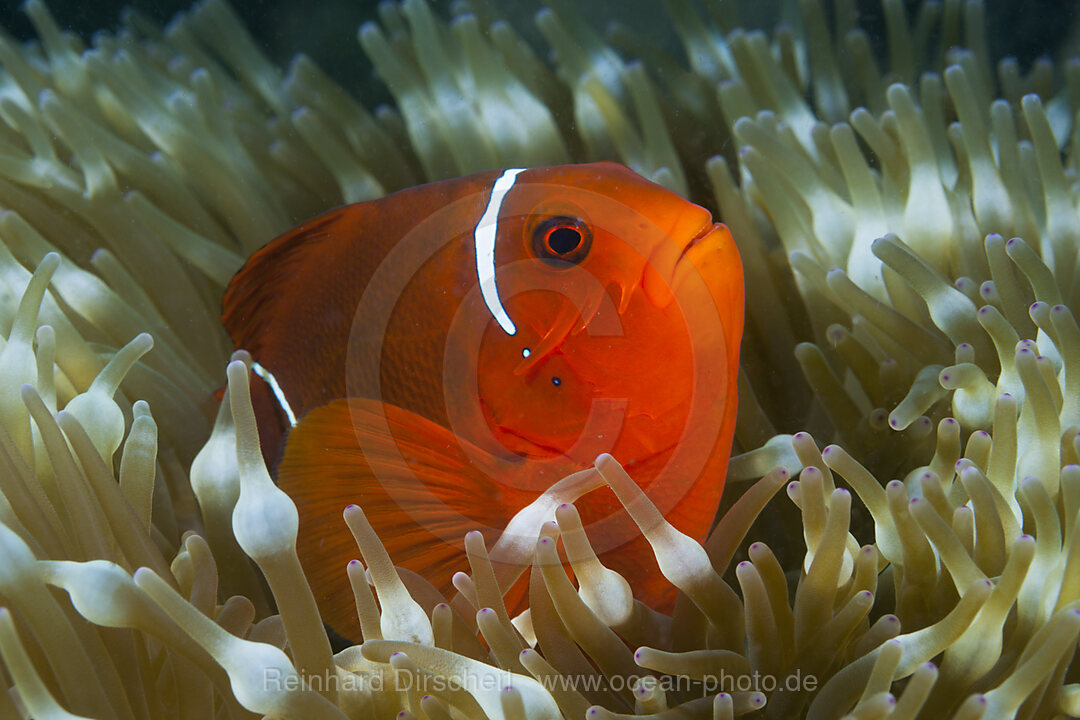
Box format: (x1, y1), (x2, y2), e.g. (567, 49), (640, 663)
(531, 216), (592, 266)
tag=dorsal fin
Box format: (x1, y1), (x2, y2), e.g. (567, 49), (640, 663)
(221, 204), (373, 418)
(222, 210), (348, 362)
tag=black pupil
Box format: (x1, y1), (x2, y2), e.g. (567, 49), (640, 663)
(547, 227), (582, 255)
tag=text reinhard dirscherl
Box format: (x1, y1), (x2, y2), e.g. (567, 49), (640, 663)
(262, 667), (819, 695)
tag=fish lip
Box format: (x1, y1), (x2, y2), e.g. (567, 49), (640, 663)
(679, 220), (721, 263)
(641, 219), (721, 309)
(671, 221), (721, 278)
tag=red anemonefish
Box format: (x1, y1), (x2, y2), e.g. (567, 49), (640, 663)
(222, 162), (743, 639)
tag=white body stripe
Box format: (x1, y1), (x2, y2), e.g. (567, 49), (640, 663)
(252, 361), (298, 427)
(475, 167), (525, 335)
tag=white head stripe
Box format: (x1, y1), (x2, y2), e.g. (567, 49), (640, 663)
(475, 167), (526, 335)
(252, 361), (298, 427)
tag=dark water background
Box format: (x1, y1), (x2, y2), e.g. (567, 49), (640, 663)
(0, 0), (1075, 113)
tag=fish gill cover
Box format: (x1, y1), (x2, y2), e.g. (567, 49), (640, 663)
(0, 0), (1078, 718)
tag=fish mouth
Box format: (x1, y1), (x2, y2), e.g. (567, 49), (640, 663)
(642, 218), (721, 309)
(677, 220), (722, 267)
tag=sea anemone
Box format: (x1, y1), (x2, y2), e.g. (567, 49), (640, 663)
(0, 0), (1078, 718)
